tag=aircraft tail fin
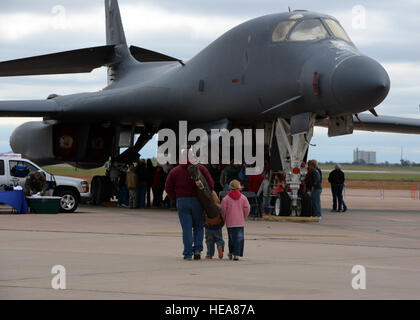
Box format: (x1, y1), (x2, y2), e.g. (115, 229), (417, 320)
(104, 0), (139, 84)
(105, 0), (127, 46)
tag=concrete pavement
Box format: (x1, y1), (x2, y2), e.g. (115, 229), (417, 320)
(0, 191), (419, 299)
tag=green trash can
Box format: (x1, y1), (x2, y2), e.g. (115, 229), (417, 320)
(26, 196), (62, 214)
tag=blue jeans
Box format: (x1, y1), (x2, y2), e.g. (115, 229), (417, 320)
(118, 185), (129, 206)
(331, 185), (346, 211)
(249, 195), (262, 217)
(227, 227), (245, 257)
(262, 196), (271, 214)
(136, 182), (147, 208)
(205, 227), (225, 257)
(177, 197), (204, 258)
(312, 188), (322, 217)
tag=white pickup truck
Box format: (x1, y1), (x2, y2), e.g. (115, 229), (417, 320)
(0, 156), (90, 213)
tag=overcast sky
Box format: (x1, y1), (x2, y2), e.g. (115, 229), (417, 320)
(0, 0), (419, 163)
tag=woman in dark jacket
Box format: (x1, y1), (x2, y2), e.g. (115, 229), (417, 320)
(152, 166), (166, 207)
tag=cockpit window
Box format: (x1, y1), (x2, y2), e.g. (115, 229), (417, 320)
(324, 19), (352, 42)
(288, 19), (329, 41)
(272, 20), (296, 42)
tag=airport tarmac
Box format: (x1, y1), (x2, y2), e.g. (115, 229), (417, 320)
(0, 191), (419, 300)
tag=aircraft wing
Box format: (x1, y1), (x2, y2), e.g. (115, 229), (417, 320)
(0, 99), (59, 117)
(129, 46), (180, 63)
(316, 113), (420, 134)
(353, 114), (420, 134)
(0, 45), (115, 77)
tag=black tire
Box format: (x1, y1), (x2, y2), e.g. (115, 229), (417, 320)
(55, 189), (79, 213)
(300, 193), (312, 217)
(279, 192), (291, 216)
(273, 193), (291, 216)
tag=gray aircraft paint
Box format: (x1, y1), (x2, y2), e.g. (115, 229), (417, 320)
(0, 0), (418, 166)
(0, 8), (389, 123)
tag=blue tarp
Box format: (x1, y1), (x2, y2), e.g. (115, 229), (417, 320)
(0, 190), (29, 214)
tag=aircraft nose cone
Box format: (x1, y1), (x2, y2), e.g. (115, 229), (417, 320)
(332, 56), (390, 110)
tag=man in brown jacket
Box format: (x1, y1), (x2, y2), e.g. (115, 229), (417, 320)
(126, 164), (137, 209)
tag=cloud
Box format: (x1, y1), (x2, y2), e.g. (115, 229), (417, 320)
(0, 7), (104, 42)
(122, 3), (244, 41)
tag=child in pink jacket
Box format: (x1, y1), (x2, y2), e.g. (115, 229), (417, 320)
(221, 179), (250, 261)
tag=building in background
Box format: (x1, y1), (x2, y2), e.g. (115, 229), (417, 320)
(353, 148), (376, 164)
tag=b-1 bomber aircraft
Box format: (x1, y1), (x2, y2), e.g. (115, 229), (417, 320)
(0, 0), (419, 213)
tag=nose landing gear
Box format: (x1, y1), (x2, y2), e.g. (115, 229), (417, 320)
(272, 113), (316, 216)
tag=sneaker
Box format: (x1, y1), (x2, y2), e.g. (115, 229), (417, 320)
(193, 253), (201, 260)
(184, 256), (193, 261)
(330, 209), (336, 212)
(342, 208), (347, 212)
(228, 253), (233, 260)
(205, 256), (212, 259)
(233, 256), (239, 261)
(217, 246), (223, 259)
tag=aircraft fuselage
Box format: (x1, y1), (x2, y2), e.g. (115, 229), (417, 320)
(49, 11), (389, 127)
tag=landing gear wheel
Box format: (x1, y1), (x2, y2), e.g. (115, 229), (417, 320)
(274, 197), (281, 216)
(56, 189), (79, 213)
(293, 199), (302, 217)
(274, 193), (292, 216)
(272, 115), (316, 213)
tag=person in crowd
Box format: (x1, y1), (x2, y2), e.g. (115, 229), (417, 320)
(223, 163), (241, 191)
(135, 159), (148, 208)
(219, 165), (228, 192)
(162, 163), (177, 209)
(298, 161), (307, 194)
(257, 172), (271, 215)
(312, 159), (323, 185)
(307, 160), (323, 218)
(268, 173), (286, 214)
(207, 164), (223, 196)
(25, 171), (47, 196)
(263, 160), (270, 176)
(238, 164), (250, 191)
(117, 165), (129, 207)
(126, 164), (137, 209)
(165, 158), (214, 261)
(248, 168), (264, 217)
(204, 191), (224, 260)
(328, 164), (347, 212)
(272, 173), (286, 195)
(152, 166), (166, 207)
(145, 159), (155, 208)
(220, 179), (250, 261)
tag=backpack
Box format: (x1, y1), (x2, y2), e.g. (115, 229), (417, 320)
(187, 164), (221, 219)
(204, 191), (225, 227)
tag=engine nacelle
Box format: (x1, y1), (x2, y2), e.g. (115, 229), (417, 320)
(10, 121), (113, 168)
